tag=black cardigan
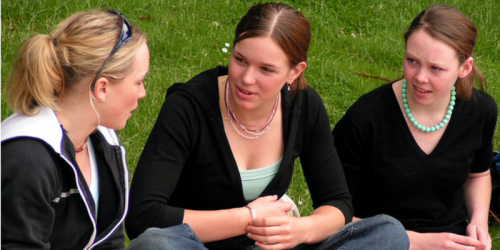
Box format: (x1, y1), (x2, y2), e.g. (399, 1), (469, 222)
(126, 66), (352, 249)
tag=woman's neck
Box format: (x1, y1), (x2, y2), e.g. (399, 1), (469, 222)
(55, 90), (99, 151)
(394, 80), (452, 124)
(225, 81), (280, 129)
(230, 97), (279, 128)
(406, 90), (451, 117)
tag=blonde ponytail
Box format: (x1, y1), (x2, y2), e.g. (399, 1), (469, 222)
(6, 34), (64, 115)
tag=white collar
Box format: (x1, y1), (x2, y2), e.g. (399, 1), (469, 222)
(1, 107), (120, 154)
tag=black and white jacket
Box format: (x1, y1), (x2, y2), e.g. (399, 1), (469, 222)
(2, 107), (129, 250)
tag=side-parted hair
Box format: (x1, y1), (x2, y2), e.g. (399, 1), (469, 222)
(404, 5), (486, 100)
(234, 3), (310, 97)
(6, 10), (147, 116)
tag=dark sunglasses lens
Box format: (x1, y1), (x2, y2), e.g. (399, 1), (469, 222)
(122, 18), (133, 42)
(90, 10), (133, 90)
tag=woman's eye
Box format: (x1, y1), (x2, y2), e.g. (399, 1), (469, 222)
(262, 67), (272, 73)
(407, 58), (416, 64)
(431, 66), (442, 71)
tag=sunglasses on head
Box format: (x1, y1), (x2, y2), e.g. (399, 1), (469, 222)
(91, 9), (133, 90)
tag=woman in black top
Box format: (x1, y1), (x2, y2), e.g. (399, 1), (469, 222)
(333, 5), (497, 250)
(127, 3), (409, 250)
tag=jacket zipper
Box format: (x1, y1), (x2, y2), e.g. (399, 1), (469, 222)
(88, 146), (129, 249)
(61, 156), (97, 250)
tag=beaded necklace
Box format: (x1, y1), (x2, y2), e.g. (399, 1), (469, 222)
(224, 78), (279, 140)
(75, 137), (88, 152)
(402, 78), (456, 133)
(63, 127), (88, 153)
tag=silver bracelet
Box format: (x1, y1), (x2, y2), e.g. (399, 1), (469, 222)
(245, 205), (256, 221)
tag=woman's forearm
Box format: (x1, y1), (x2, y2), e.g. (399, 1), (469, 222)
(300, 205), (346, 244)
(183, 207), (253, 243)
(464, 170), (491, 227)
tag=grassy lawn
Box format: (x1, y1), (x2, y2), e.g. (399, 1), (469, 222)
(2, 0), (499, 247)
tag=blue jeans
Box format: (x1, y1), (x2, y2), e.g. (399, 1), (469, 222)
(127, 214), (409, 250)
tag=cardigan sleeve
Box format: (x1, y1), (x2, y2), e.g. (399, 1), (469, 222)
(298, 88), (353, 223)
(1, 138), (59, 249)
(125, 90), (198, 240)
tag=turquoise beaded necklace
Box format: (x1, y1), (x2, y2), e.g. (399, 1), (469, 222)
(402, 78), (456, 133)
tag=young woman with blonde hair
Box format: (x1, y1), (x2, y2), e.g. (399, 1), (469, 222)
(2, 9), (149, 249)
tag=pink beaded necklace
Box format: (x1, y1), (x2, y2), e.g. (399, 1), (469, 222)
(224, 78), (279, 140)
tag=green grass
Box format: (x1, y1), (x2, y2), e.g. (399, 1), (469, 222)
(2, 0), (500, 247)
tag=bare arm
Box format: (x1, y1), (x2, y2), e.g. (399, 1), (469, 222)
(299, 205), (346, 244)
(183, 207), (251, 242)
(464, 170), (492, 250)
(464, 170), (491, 229)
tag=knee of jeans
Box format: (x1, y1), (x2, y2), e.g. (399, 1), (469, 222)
(128, 225), (204, 250)
(366, 214), (407, 237)
(145, 224), (197, 239)
(375, 214), (404, 228)
(380, 214), (405, 227)
(131, 227), (163, 241)
(375, 215), (409, 244)
(144, 227), (163, 236)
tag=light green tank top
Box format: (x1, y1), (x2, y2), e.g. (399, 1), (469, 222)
(239, 158), (282, 202)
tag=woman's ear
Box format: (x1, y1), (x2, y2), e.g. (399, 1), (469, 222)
(91, 77), (109, 102)
(287, 61), (307, 83)
(458, 57), (473, 79)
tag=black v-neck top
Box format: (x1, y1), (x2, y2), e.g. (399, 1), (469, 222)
(126, 66), (352, 249)
(333, 82), (498, 234)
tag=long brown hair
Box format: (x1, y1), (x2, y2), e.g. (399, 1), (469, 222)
(404, 5), (485, 100)
(234, 3), (310, 97)
(6, 10), (147, 116)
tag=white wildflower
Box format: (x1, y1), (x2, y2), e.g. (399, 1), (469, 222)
(213, 21), (219, 28)
(225, 43), (230, 47)
(222, 48), (228, 53)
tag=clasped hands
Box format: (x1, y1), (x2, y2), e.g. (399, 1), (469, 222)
(245, 195), (305, 250)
